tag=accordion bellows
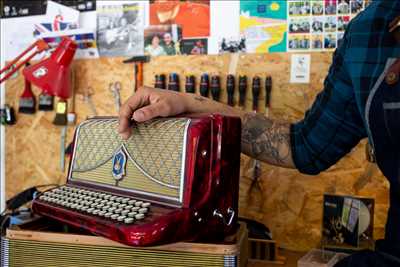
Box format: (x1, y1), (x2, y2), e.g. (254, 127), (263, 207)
(32, 114), (241, 246)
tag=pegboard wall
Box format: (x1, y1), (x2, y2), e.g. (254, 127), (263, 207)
(4, 52), (389, 251)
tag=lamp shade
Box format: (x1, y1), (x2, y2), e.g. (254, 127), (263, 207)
(23, 37), (77, 99)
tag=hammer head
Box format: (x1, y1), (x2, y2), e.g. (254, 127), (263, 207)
(123, 55), (151, 64)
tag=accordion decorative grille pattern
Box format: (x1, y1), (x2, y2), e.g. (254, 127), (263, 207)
(70, 118), (189, 201)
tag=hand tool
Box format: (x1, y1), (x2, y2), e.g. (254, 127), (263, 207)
(226, 74), (235, 106)
(210, 75), (221, 101)
(200, 73), (209, 97)
(185, 75), (196, 93)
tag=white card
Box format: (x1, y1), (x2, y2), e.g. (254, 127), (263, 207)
(290, 54), (311, 83)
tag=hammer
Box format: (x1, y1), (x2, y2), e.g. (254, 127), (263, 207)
(123, 55), (150, 92)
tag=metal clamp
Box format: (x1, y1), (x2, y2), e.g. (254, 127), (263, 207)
(213, 207), (235, 226)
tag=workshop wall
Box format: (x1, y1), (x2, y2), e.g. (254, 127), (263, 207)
(4, 52), (389, 251)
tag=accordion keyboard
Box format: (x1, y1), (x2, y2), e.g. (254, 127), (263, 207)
(38, 186), (151, 224)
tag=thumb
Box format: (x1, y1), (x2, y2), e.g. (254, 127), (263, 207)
(132, 101), (170, 122)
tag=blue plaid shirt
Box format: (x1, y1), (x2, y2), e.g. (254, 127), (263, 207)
(291, 0), (400, 175)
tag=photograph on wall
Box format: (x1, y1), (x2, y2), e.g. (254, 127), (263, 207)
(97, 2), (144, 57)
(324, 16), (337, 32)
(180, 38), (207, 55)
(312, 17), (324, 33)
(324, 33), (337, 49)
(338, 0), (350, 15)
(338, 16), (350, 32)
(311, 34), (324, 50)
(351, 0), (364, 14)
(288, 1), (310, 16)
(150, 0), (210, 38)
(312, 1), (324, 16)
(144, 24), (182, 56)
(325, 0), (337, 15)
(240, 0), (287, 53)
(288, 34), (310, 50)
(289, 18), (311, 34)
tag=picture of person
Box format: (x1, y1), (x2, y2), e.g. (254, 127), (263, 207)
(97, 3), (144, 57)
(312, 35), (324, 49)
(289, 18), (311, 34)
(162, 33), (176, 55)
(180, 38), (207, 55)
(351, 0), (363, 14)
(324, 16), (337, 32)
(338, 16), (350, 31)
(312, 1), (324, 15)
(289, 1), (311, 16)
(325, 0), (337, 15)
(288, 35), (310, 50)
(145, 35), (166, 56)
(312, 17), (324, 33)
(324, 33), (337, 49)
(338, 0), (350, 14)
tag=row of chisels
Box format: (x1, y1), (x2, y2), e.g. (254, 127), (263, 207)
(154, 73), (272, 111)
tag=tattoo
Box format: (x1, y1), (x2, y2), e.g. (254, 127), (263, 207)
(241, 113), (293, 167)
(193, 96), (207, 102)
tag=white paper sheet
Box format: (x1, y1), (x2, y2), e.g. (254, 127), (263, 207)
(290, 54), (311, 83)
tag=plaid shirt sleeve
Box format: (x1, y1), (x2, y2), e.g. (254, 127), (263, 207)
(290, 25), (368, 175)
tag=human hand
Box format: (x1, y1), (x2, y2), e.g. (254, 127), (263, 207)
(118, 86), (189, 139)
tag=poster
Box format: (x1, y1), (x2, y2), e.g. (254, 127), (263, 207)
(97, 1), (145, 57)
(150, 0), (210, 38)
(287, 0), (367, 52)
(290, 54), (311, 83)
(240, 1), (287, 53)
(144, 24), (182, 56)
(34, 1), (80, 37)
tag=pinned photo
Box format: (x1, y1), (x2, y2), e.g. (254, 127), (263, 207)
(97, 3), (144, 57)
(324, 33), (337, 49)
(338, 16), (350, 31)
(180, 38), (207, 55)
(312, 34), (324, 50)
(325, 0), (337, 15)
(312, 1), (324, 16)
(289, 18), (311, 34)
(324, 16), (337, 32)
(144, 25), (182, 56)
(289, 34), (310, 50)
(288, 1), (311, 16)
(312, 17), (324, 33)
(218, 37), (247, 54)
(351, 0), (364, 14)
(338, 0), (350, 15)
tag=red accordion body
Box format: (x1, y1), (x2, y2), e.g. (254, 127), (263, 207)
(32, 114), (241, 246)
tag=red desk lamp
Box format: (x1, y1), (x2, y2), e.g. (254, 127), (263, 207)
(23, 37), (77, 100)
(23, 37), (77, 125)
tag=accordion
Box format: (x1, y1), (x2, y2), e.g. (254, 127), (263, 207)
(32, 114), (241, 246)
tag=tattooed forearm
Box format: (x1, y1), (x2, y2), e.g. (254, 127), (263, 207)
(241, 113), (294, 168)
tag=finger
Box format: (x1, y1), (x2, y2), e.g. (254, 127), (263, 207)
(132, 101), (171, 122)
(118, 92), (147, 138)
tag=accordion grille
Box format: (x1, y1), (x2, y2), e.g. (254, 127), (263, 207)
(1, 238), (238, 267)
(70, 118), (189, 202)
